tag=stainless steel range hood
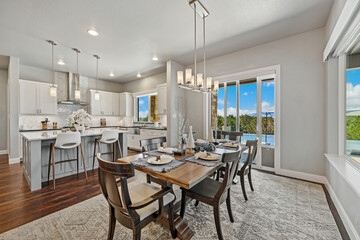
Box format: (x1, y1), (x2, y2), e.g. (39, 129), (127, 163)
(58, 72), (88, 105)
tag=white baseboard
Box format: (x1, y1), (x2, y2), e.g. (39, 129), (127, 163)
(324, 179), (360, 240)
(0, 150), (8, 155)
(276, 168), (327, 184)
(9, 157), (20, 164)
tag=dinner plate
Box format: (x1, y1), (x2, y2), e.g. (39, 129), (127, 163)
(199, 153), (220, 161)
(218, 139), (229, 143)
(157, 147), (176, 154)
(223, 143), (239, 148)
(147, 156), (173, 165)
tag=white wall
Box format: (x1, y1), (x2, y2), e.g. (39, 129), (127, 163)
(0, 69), (8, 152)
(186, 28), (327, 176)
(325, 0), (347, 42)
(121, 72), (166, 93)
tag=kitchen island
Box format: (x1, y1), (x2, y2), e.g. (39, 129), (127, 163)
(21, 129), (128, 191)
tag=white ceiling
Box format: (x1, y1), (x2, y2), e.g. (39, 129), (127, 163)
(0, 0), (333, 83)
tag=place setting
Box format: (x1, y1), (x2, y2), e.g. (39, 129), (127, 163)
(131, 152), (186, 173)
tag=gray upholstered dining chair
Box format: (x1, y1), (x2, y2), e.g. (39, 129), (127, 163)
(180, 149), (241, 240)
(97, 153), (177, 240)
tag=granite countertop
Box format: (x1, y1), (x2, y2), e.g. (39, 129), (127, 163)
(21, 129), (128, 141)
(19, 125), (167, 132)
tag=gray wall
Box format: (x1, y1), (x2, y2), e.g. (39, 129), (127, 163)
(121, 72), (166, 93)
(186, 28), (327, 176)
(0, 69), (8, 152)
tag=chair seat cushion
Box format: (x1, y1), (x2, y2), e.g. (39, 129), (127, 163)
(188, 177), (221, 199)
(128, 183), (175, 220)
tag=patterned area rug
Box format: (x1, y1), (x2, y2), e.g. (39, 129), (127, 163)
(0, 170), (341, 240)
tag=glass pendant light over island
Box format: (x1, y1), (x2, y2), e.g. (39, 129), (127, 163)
(47, 40), (57, 97)
(176, 0), (218, 93)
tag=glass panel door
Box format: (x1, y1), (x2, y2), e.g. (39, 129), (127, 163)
(226, 81), (237, 131)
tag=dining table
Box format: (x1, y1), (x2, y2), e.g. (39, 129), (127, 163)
(117, 144), (247, 240)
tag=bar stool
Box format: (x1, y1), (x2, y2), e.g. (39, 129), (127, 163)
(47, 132), (88, 190)
(92, 130), (122, 169)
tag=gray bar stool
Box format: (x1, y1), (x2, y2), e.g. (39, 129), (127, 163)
(92, 130), (122, 169)
(48, 131), (88, 190)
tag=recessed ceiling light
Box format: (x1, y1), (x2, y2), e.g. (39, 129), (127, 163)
(152, 56), (159, 61)
(57, 59), (65, 65)
(87, 29), (99, 36)
(137, 73), (142, 78)
(109, 72), (115, 77)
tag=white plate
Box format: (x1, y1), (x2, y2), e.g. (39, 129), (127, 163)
(223, 143), (238, 148)
(157, 147), (176, 154)
(147, 155), (173, 165)
(199, 153), (220, 161)
(218, 139), (229, 143)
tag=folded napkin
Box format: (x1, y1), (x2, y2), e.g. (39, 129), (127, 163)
(158, 147), (176, 154)
(194, 151), (208, 159)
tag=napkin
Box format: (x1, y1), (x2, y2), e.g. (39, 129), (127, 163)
(158, 147), (176, 154)
(194, 151), (208, 159)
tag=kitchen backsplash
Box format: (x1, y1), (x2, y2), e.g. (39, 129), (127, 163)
(19, 105), (166, 130)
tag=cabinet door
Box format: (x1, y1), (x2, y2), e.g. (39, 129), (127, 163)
(119, 94), (126, 116)
(100, 92), (112, 115)
(112, 94), (120, 116)
(90, 91), (101, 115)
(38, 85), (57, 114)
(157, 86), (167, 115)
(19, 82), (38, 114)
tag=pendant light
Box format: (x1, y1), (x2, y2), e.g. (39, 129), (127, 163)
(47, 40), (57, 97)
(93, 55), (100, 101)
(73, 48), (81, 101)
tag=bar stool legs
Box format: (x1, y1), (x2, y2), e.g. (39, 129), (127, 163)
(80, 143), (88, 180)
(52, 144), (55, 190)
(92, 138), (123, 170)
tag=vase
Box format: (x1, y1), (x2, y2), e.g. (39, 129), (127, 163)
(74, 124), (85, 132)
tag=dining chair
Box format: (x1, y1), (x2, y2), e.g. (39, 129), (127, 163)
(139, 137), (171, 188)
(47, 132), (88, 190)
(97, 153), (177, 240)
(221, 131), (243, 142)
(92, 130), (122, 170)
(139, 136), (167, 152)
(180, 150), (241, 240)
(216, 139), (258, 201)
(213, 130), (222, 140)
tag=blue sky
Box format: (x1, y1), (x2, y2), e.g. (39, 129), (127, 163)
(138, 96), (149, 119)
(217, 81), (274, 116)
(346, 68), (360, 112)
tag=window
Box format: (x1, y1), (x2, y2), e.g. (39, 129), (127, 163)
(216, 84), (225, 130)
(346, 53), (360, 163)
(226, 82), (237, 131)
(239, 79), (257, 142)
(137, 94), (160, 122)
(261, 79), (275, 146)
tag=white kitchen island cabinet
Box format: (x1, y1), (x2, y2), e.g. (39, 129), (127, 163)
(21, 129), (128, 191)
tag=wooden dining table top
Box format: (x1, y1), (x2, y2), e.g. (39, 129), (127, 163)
(117, 146), (246, 189)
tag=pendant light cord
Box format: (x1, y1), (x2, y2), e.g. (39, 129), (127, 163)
(52, 42), (55, 86)
(203, 14), (206, 82)
(194, 3), (197, 86)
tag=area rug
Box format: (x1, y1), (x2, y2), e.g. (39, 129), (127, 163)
(0, 170), (342, 240)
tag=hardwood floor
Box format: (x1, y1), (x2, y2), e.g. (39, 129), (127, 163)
(0, 149), (141, 234)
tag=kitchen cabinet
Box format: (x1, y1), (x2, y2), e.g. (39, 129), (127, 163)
(119, 92), (133, 117)
(19, 80), (57, 115)
(90, 90), (120, 116)
(157, 84), (167, 115)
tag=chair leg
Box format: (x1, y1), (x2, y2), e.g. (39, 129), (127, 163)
(248, 169), (254, 191)
(216, 169), (220, 181)
(146, 174), (151, 184)
(226, 190), (234, 222)
(240, 174), (248, 201)
(117, 139), (123, 158)
(77, 146), (79, 174)
(213, 205), (224, 240)
(195, 200), (199, 207)
(52, 145), (56, 190)
(47, 144), (52, 184)
(112, 142), (115, 162)
(92, 138), (97, 170)
(133, 228), (141, 240)
(107, 206), (116, 240)
(168, 202), (177, 239)
(80, 143), (88, 180)
(180, 188), (187, 218)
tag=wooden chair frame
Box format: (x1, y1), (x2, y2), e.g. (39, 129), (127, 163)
(221, 131), (243, 142)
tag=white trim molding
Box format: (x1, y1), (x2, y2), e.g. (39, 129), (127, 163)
(276, 168), (327, 184)
(9, 157), (20, 164)
(0, 150), (8, 155)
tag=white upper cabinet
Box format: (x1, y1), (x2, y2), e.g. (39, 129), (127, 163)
(157, 84), (167, 115)
(119, 92), (133, 117)
(19, 80), (57, 115)
(90, 90), (120, 116)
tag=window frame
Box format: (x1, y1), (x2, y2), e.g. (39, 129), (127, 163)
(134, 92), (158, 123)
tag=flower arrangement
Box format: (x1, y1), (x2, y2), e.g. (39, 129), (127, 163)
(67, 109), (91, 132)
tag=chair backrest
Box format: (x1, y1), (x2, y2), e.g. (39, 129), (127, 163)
(215, 149), (241, 201)
(241, 139), (258, 169)
(100, 130), (119, 143)
(54, 132), (81, 149)
(140, 137), (167, 152)
(97, 153), (139, 222)
(213, 130), (222, 139)
(221, 131), (243, 141)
